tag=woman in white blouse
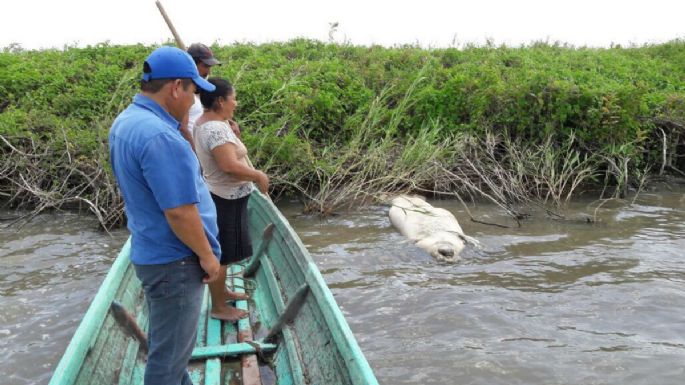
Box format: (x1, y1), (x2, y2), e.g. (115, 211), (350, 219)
(194, 78), (269, 321)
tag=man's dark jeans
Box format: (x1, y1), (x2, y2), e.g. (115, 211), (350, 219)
(134, 255), (205, 385)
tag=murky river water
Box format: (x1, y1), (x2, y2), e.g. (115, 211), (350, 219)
(1, 186), (684, 385)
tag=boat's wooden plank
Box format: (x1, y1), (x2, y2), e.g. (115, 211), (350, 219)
(118, 267), (143, 319)
(116, 329), (144, 385)
(248, 204), (311, 385)
(75, 264), (141, 385)
(231, 264), (261, 385)
(203, 356), (221, 384)
(274, 233), (307, 302)
(189, 368), (202, 384)
(74, 317), (118, 385)
(197, 286), (209, 347)
(259, 253), (306, 385)
(264, 283), (309, 342)
(205, 291), (222, 385)
(112, 268), (146, 385)
(249, 193), (379, 385)
(243, 223), (275, 277)
(192, 341), (276, 359)
(135, 300), (149, 358)
(222, 365), (237, 385)
(207, 299), (222, 344)
(116, 339), (139, 385)
(131, 361), (145, 385)
(259, 256), (286, 317)
(94, 330), (131, 384)
(51, 191), (379, 385)
(220, 292), (240, 385)
(255, 225), (349, 384)
(248, 267), (277, 338)
(251, 210), (306, 297)
(296, 302), (352, 385)
(276, 201), (375, 385)
(221, 295), (238, 345)
(302, 265), (377, 385)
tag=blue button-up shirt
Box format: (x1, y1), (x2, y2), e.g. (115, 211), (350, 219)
(109, 94), (220, 265)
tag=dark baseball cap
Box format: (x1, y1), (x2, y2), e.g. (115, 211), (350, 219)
(141, 46), (215, 92)
(187, 43), (221, 66)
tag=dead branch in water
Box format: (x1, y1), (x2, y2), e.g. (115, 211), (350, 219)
(294, 130), (609, 227)
(0, 133), (124, 231)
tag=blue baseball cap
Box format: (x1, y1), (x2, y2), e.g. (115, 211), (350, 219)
(141, 46), (215, 92)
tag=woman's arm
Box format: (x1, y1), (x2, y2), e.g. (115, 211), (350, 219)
(211, 143), (269, 194)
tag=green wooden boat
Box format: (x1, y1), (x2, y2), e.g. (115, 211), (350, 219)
(49, 192), (379, 385)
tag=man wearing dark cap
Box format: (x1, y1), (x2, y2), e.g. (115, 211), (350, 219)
(109, 46), (221, 385)
(188, 42), (221, 68)
(181, 43), (221, 145)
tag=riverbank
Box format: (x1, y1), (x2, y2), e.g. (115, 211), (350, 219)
(1, 40), (684, 228)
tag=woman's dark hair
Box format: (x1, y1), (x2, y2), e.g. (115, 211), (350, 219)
(199, 78), (234, 110)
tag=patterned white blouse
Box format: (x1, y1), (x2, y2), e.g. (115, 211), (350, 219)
(193, 120), (254, 200)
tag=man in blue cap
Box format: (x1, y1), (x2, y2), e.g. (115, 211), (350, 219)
(109, 46), (222, 385)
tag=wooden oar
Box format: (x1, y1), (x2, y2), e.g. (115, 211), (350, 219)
(110, 301), (148, 352)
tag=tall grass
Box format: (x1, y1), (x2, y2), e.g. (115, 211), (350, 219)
(1, 40), (684, 227)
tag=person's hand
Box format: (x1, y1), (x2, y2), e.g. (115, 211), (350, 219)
(255, 171), (269, 195)
(199, 255), (221, 283)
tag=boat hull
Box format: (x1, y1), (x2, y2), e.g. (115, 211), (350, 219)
(49, 192), (378, 385)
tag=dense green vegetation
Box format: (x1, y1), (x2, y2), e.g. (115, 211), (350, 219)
(1, 40), (684, 226)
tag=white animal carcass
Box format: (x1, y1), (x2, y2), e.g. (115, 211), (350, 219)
(389, 195), (473, 263)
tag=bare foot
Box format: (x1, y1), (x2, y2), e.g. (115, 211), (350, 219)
(224, 288), (250, 302)
(210, 306), (249, 322)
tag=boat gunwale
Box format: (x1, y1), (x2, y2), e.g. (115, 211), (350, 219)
(250, 193), (379, 385)
(48, 239), (133, 385)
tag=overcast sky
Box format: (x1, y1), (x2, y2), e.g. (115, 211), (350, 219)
(2, 0), (684, 50)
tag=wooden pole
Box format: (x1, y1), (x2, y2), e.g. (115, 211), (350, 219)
(154, 0), (270, 199)
(155, 1), (186, 50)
